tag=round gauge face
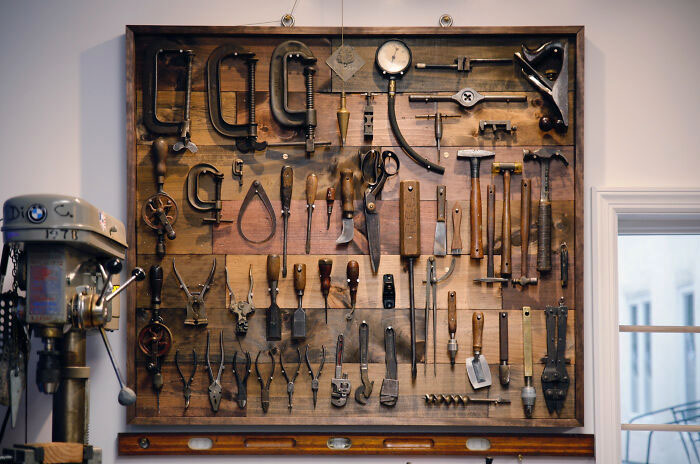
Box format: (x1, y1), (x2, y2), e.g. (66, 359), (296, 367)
(375, 39), (412, 77)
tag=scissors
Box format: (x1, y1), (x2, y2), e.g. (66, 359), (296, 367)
(361, 148), (400, 273)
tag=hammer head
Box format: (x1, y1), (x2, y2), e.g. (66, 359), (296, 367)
(523, 148), (569, 166)
(492, 162), (523, 175)
(457, 149), (495, 177)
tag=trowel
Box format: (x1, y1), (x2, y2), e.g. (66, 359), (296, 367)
(466, 312), (492, 389)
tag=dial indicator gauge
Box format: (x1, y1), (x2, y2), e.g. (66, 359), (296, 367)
(375, 39), (412, 77)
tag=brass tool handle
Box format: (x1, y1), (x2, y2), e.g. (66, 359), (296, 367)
(486, 185), (495, 277)
(499, 312), (508, 363)
(502, 170), (512, 275)
(267, 255), (281, 283)
(470, 175), (484, 258)
(399, 180), (421, 258)
(447, 291), (457, 335)
(346, 260), (359, 307)
(537, 200), (552, 271)
(281, 166), (293, 210)
(451, 203), (462, 252)
(151, 138), (169, 190)
(149, 265), (163, 309)
(436, 185), (446, 222)
(306, 173), (318, 206)
(340, 169), (354, 217)
(294, 263), (306, 292)
(523, 306), (533, 377)
(318, 259), (332, 297)
(520, 179), (531, 276)
(473, 312), (484, 353)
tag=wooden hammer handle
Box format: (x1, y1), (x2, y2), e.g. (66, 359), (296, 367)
(473, 312), (484, 353)
(470, 176), (484, 258)
(520, 179), (531, 276)
(501, 170), (512, 276)
(537, 200), (552, 272)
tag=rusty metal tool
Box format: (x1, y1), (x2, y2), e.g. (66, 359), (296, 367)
(492, 162), (522, 276)
(345, 260), (359, 321)
(457, 150), (494, 259)
(232, 158), (244, 186)
(480, 120), (517, 134)
(269, 40), (329, 156)
(175, 349), (197, 410)
(447, 291), (458, 366)
(265, 255), (282, 341)
(466, 312), (492, 389)
(205, 330), (224, 413)
(499, 312), (510, 385)
(292, 263), (307, 340)
(561, 242), (569, 288)
(226, 266), (255, 336)
(424, 394), (511, 406)
(434, 203), (463, 283)
(523, 148), (569, 272)
(424, 257), (437, 375)
(363, 93), (375, 140)
(280, 347), (301, 411)
(237, 180), (276, 244)
(409, 88), (526, 110)
(207, 44), (266, 153)
(522, 306), (536, 418)
(255, 348), (276, 413)
(304, 345), (326, 408)
(142, 42), (197, 153)
(383, 274), (395, 309)
(325, 187), (335, 230)
(232, 351), (251, 409)
(542, 298), (570, 415)
(318, 259), (332, 324)
(433, 185), (448, 256)
(415, 55), (512, 73)
(305, 173), (318, 254)
(474, 185), (509, 285)
(379, 326), (399, 407)
(336, 169), (355, 244)
(415, 113), (460, 165)
(172, 257), (215, 326)
(330, 334), (351, 407)
(513, 178), (538, 287)
(354, 321), (374, 404)
(362, 148), (400, 272)
(280, 166), (293, 277)
(186, 163), (233, 225)
(142, 138), (178, 257)
(399, 180), (421, 379)
(514, 40), (569, 131)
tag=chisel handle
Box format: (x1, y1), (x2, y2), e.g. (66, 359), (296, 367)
(340, 169), (354, 218)
(151, 138), (169, 190)
(499, 312), (508, 363)
(501, 170), (512, 275)
(267, 255), (280, 283)
(486, 185), (495, 278)
(399, 180), (421, 258)
(537, 200), (552, 272)
(318, 259), (332, 298)
(451, 203), (463, 252)
(448, 291), (457, 336)
(281, 166), (293, 210)
(149, 265), (163, 309)
(294, 263), (306, 293)
(473, 312), (484, 354)
(346, 260), (359, 308)
(470, 175), (484, 258)
(306, 173), (318, 206)
(520, 179), (531, 276)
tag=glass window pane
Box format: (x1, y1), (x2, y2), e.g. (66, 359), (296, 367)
(620, 333), (700, 424)
(618, 234), (700, 326)
(621, 430), (699, 464)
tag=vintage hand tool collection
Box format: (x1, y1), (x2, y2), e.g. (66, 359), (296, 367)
(129, 27), (580, 427)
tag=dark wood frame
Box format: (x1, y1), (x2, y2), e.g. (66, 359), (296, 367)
(125, 25), (585, 433)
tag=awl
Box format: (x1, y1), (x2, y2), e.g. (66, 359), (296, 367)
(466, 312), (492, 389)
(305, 173), (318, 254)
(335, 169), (355, 244)
(280, 166), (293, 277)
(433, 185), (447, 256)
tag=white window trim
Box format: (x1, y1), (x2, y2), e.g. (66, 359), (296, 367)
(592, 187), (700, 463)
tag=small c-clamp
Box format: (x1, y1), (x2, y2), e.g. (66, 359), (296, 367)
(172, 257), (215, 326)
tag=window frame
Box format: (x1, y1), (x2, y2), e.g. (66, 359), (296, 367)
(592, 188), (700, 462)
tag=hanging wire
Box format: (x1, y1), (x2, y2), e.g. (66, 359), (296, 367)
(235, 0), (302, 26)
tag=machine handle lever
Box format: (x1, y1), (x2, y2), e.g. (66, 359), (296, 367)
(103, 267), (146, 305)
(99, 327), (137, 406)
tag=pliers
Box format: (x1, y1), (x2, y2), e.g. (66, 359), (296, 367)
(175, 349), (197, 410)
(232, 351), (251, 409)
(280, 347), (301, 411)
(304, 344), (326, 409)
(206, 331), (224, 412)
(255, 348), (276, 413)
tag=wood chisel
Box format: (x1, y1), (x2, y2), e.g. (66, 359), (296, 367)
(433, 185), (447, 256)
(305, 173), (317, 254)
(291, 263), (307, 340)
(522, 306), (536, 417)
(265, 255), (282, 341)
(280, 166), (293, 277)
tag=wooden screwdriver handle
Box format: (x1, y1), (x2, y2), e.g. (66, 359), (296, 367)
(293, 263), (306, 292)
(346, 260), (359, 307)
(451, 203), (462, 252)
(340, 169), (354, 217)
(486, 185), (495, 278)
(473, 312), (484, 353)
(318, 259), (332, 297)
(447, 291), (457, 335)
(280, 166), (293, 210)
(399, 180), (421, 258)
(306, 173), (318, 206)
(501, 170), (512, 276)
(267, 255), (280, 282)
(520, 178), (531, 276)
(470, 175), (484, 258)
(151, 138), (169, 189)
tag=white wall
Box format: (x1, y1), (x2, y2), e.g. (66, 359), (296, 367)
(1, 0), (699, 462)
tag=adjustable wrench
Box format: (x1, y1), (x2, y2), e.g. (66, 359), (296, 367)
(330, 334), (351, 407)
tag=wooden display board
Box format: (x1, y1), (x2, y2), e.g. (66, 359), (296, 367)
(125, 25), (584, 429)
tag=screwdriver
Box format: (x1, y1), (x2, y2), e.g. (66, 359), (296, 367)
(292, 263), (307, 340)
(318, 258), (333, 324)
(345, 260), (359, 321)
(325, 187), (335, 230)
(305, 173), (318, 254)
(399, 180), (421, 379)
